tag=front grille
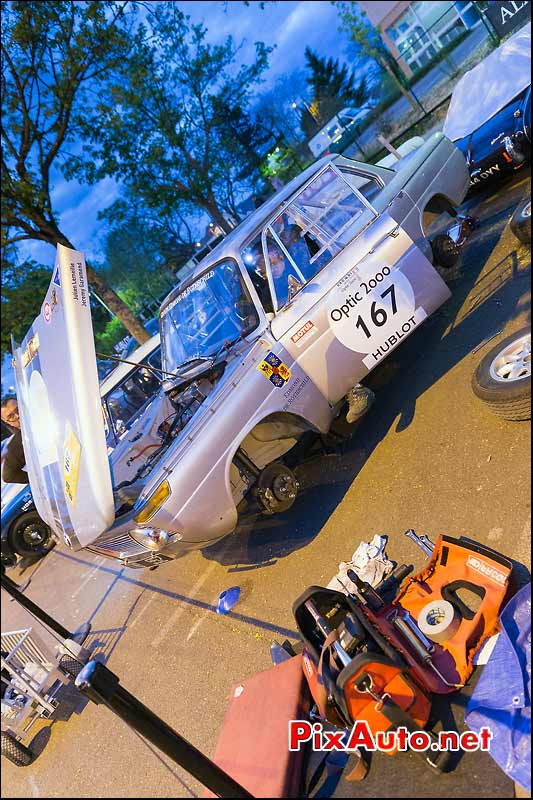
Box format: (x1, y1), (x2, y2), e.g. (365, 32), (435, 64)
(87, 533), (147, 559)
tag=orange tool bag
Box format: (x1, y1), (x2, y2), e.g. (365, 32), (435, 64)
(293, 587), (433, 754)
(391, 535), (514, 689)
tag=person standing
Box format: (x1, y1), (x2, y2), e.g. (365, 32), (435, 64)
(1, 396), (28, 485)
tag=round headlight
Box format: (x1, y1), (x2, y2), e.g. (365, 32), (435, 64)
(128, 527), (169, 551)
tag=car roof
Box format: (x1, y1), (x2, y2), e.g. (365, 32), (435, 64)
(160, 154), (336, 314)
(99, 333), (161, 396)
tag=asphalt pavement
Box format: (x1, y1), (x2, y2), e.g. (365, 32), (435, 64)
(1, 168), (530, 798)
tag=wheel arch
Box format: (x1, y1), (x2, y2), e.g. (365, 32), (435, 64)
(223, 409), (319, 506)
(422, 192), (460, 237)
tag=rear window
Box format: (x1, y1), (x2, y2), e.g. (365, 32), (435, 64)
(339, 167), (384, 203)
(240, 164), (382, 313)
(263, 165), (377, 309)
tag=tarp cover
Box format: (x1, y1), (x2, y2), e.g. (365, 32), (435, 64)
(443, 22), (531, 142)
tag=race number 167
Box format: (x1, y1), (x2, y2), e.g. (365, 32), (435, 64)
(355, 284), (397, 339)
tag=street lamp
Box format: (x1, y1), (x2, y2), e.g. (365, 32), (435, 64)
(291, 98), (321, 135)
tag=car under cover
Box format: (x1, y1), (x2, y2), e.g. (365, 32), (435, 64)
(443, 22), (531, 144)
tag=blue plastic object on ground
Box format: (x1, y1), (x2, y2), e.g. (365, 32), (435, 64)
(466, 582), (531, 792)
(216, 586), (241, 614)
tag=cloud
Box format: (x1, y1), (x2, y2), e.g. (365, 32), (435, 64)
(179, 1), (348, 88)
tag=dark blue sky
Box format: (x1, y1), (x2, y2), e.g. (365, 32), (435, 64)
(19, 1), (355, 268)
(180, 0), (351, 87)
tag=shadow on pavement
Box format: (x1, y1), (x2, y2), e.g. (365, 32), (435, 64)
(51, 548), (300, 640)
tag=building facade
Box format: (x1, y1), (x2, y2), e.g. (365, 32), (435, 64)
(358, 1), (481, 74)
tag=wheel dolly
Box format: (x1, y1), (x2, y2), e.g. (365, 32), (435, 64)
(1, 567), (252, 798)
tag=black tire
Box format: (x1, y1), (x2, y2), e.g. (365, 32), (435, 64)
(430, 233), (461, 270)
(510, 195), (531, 244)
(8, 511), (54, 558)
(1, 731), (33, 766)
(472, 327), (531, 421)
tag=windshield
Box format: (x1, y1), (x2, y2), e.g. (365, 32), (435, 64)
(160, 259), (260, 372)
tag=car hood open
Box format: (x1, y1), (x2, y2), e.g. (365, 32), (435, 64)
(13, 245), (115, 550)
(443, 22), (531, 142)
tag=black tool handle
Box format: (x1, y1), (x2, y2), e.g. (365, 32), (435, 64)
(376, 564), (413, 599)
(1, 569), (71, 640)
(347, 569), (384, 611)
(441, 580), (486, 621)
(76, 661), (253, 798)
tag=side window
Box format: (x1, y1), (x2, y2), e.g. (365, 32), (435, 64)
(340, 167), (384, 203)
(241, 235), (274, 314)
(105, 366), (159, 439)
(147, 348), (162, 373)
(264, 227), (323, 309)
(260, 166), (376, 311)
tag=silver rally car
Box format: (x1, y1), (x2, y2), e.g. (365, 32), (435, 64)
(14, 133), (469, 569)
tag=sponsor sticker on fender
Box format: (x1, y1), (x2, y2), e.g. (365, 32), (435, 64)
(290, 320), (316, 347)
(466, 555), (508, 586)
(257, 351), (292, 388)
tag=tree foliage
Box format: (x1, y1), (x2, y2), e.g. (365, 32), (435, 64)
(211, 96), (276, 179)
(68, 3), (273, 234)
(1, 261), (51, 355)
(304, 48), (370, 127)
(253, 69), (310, 145)
(1, 0), (151, 344)
(101, 214), (184, 316)
(332, 2), (422, 113)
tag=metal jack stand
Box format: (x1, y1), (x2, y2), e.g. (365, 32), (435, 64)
(1, 570), (91, 668)
(1, 568), (253, 798)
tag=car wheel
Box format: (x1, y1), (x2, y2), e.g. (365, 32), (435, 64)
(430, 233), (461, 270)
(8, 511), (54, 558)
(1, 549), (18, 569)
(254, 463), (300, 515)
(1, 732), (33, 766)
(471, 327), (531, 421)
(510, 196), (531, 244)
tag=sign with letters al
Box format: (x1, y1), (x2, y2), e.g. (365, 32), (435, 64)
(485, 1), (530, 37)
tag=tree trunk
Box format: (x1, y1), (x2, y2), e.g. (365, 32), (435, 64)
(57, 232), (151, 345)
(380, 58), (422, 113)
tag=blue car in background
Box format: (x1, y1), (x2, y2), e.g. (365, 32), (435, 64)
(1, 437), (54, 567)
(444, 23), (531, 190)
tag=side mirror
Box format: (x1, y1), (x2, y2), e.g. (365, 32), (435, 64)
(514, 109), (522, 118)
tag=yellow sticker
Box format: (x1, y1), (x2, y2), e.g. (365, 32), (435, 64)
(257, 361), (274, 378)
(64, 425), (81, 506)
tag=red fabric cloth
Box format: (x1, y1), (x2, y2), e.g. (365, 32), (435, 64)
(204, 655), (310, 798)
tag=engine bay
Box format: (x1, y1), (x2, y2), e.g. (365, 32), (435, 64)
(109, 363), (225, 510)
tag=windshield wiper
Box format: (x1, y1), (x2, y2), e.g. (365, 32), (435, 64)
(173, 334), (244, 379)
(210, 333), (246, 362)
(176, 356), (213, 371)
